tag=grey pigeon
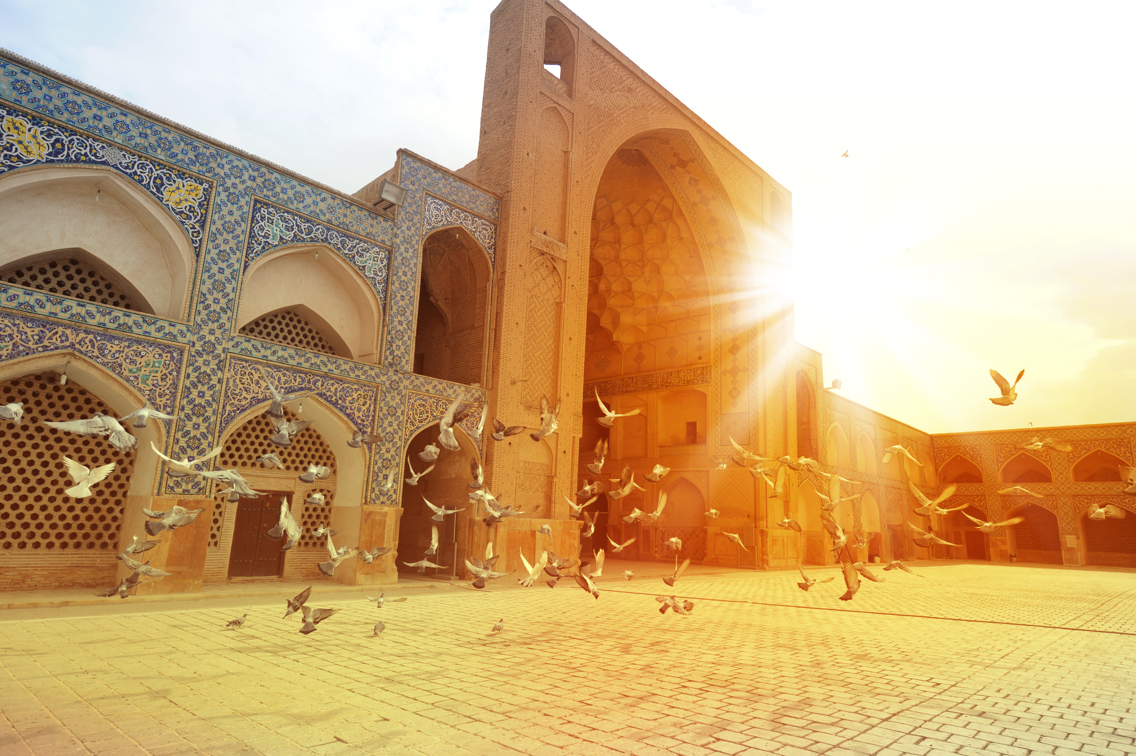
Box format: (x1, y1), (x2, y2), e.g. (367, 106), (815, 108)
(269, 415), (310, 447)
(299, 605), (338, 634)
(265, 497), (302, 550)
(143, 505), (202, 536)
(419, 443), (441, 463)
(226, 614), (248, 629)
(492, 618), (504, 633)
(372, 621), (386, 636)
(530, 396), (560, 442)
(284, 586), (312, 619)
(883, 560), (924, 577)
(366, 591), (407, 609)
(299, 464), (331, 483)
(305, 492), (327, 506)
(258, 367), (312, 417)
(490, 418), (525, 441)
(349, 430), (380, 448)
(358, 546), (391, 564)
(258, 453), (285, 469)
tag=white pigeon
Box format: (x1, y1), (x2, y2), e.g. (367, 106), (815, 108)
(438, 393), (478, 452)
(118, 404), (176, 429)
(404, 558), (447, 574)
(61, 456), (115, 498)
(425, 524), (440, 556)
(623, 570), (635, 581)
(305, 492), (326, 506)
(538, 524), (553, 536)
(378, 465), (398, 493)
(586, 438), (608, 476)
(405, 458), (435, 486)
(424, 497), (463, 523)
(0, 401), (25, 425)
(997, 485), (1044, 498)
(197, 468), (263, 499)
(1017, 436), (1072, 452)
(909, 482), (964, 516)
(595, 388), (640, 428)
(988, 368), (1024, 406)
(704, 509), (720, 519)
(580, 511), (596, 538)
(518, 549), (549, 587)
(419, 443), (440, 463)
(607, 536), (636, 553)
(565, 494), (598, 517)
(664, 537), (683, 551)
(724, 532), (749, 552)
(318, 533), (357, 577)
(882, 444), (922, 467)
(1121, 466), (1136, 495)
(644, 464), (670, 483)
(299, 464), (331, 483)
(796, 564), (834, 591)
(150, 441), (223, 477)
(348, 430), (380, 448)
(143, 505), (202, 536)
(45, 413), (136, 452)
(590, 549), (605, 578)
(311, 525), (335, 539)
(608, 466), (646, 500)
(265, 497), (302, 550)
(1087, 504), (1127, 521)
(530, 396), (561, 442)
(710, 457), (728, 470)
(960, 511), (1024, 533)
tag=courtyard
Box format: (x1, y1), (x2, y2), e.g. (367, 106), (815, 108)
(1, 561), (1134, 756)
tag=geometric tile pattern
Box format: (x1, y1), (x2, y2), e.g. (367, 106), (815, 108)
(0, 103), (212, 255)
(0, 311), (184, 413)
(423, 193), (497, 266)
(245, 199), (392, 304)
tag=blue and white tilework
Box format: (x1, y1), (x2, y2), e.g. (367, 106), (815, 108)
(0, 53), (498, 505)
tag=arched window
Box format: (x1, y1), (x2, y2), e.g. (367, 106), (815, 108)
(0, 168), (196, 320)
(855, 433), (877, 476)
(1072, 450), (1126, 482)
(826, 423), (851, 469)
(239, 246), (382, 362)
(1000, 453), (1052, 484)
(795, 370), (817, 460)
(1082, 504), (1136, 567)
(413, 229), (491, 385)
(543, 16), (576, 95)
(939, 455), (983, 484)
(860, 492), (881, 532)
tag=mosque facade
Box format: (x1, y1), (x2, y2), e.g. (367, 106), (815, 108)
(0, 0), (1131, 594)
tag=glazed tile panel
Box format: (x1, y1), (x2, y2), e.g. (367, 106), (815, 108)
(0, 53), (499, 505)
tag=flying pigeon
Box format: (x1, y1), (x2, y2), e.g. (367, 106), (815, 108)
(490, 418), (525, 441)
(606, 535), (636, 554)
(705, 509), (720, 519)
(283, 586), (312, 619)
(404, 558), (446, 574)
(776, 518), (802, 533)
(424, 497), (463, 523)
(265, 497), (302, 550)
(258, 367), (312, 417)
(910, 482), (964, 516)
(595, 388), (640, 428)
(268, 415), (310, 447)
(960, 511), (1024, 533)
(366, 592), (407, 608)
(348, 430), (380, 448)
(405, 459), (435, 486)
(623, 570), (635, 581)
(988, 368), (1024, 406)
(305, 492), (326, 506)
(419, 443), (441, 463)
(45, 413), (136, 452)
(796, 564), (834, 591)
(121, 535), (159, 556)
(438, 393), (479, 452)
(530, 396), (560, 442)
(118, 404), (176, 429)
(586, 438), (608, 476)
(882, 445), (922, 467)
(299, 464), (331, 483)
(257, 453), (285, 469)
(662, 557), (690, 587)
(883, 560), (924, 576)
(1017, 437), (1072, 452)
(644, 464), (670, 483)
(997, 486), (1044, 498)
(1087, 504), (1127, 521)
(358, 546), (391, 564)
(908, 520), (961, 547)
(317, 533), (357, 577)
(143, 504), (201, 536)
(609, 466), (646, 501)
(518, 549), (549, 587)
(469, 457), (484, 490)
(61, 456), (115, 498)
(724, 532), (749, 552)
(299, 605), (338, 634)
(565, 494), (598, 518)
(198, 468), (263, 499)
(0, 401), (24, 425)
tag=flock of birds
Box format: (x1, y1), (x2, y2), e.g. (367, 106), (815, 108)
(4, 362), (1132, 622)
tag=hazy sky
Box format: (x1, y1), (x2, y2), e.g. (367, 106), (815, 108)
(4, 0), (1134, 434)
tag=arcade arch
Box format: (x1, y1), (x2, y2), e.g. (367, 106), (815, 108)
(826, 423), (851, 469)
(0, 167), (196, 320)
(239, 245), (381, 363)
(939, 455), (983, 484)
(1072, 450), (1126, 482)
(1080, 503), (1136, 567)
(1005, 504), (1061, 564)
(855, 433), (877, 476)
(1000, 453), (1052, 485)
(412, 228), (491, 385)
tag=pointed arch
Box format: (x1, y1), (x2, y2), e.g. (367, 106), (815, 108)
(240, 244), (382, 363)
(1081, 502), (1136, 567)
(861, 491), (882, 533)
(1000, 453), (1053, 485)
(825, 422), (851, 469)
(542, 15), (576, 95)
(939, 455), (984, 484)
(855, 433), (877, 476)
(1004, 503), (1061, 564)
(0, 166), (197, 320)
(1072, 450), (1126, 482)
(413, 226), (492, 385)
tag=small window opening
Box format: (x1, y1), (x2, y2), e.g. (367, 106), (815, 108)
(543, 63), (561, 78)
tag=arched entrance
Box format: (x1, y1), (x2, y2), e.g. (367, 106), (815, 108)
(0, 359), (164, 590)
(659, 477), (707, 562)
(397, 425), (479, 578)
(1081, 503), (1136, 567)
(944, 505), (990, 560)
(1007, 504), (1061, 564)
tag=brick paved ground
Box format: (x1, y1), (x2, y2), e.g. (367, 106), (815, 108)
(1, 562), (1134, 756)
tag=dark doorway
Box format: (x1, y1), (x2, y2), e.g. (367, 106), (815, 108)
(868, 532), (882, 562)
(964, 530), (988, 560)
(889, 525), (907, 561)
(228, 493), (288, 579)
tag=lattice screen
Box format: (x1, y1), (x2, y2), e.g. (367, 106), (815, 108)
(239, 310), (339, 356)
(298, 489), (336, 548)
(209, 502), (226, 548)
(1, 256), (141, 312)
(1012, 505), (1061, 551)
(1084, 512), (1136, 554)
(0, 372), (135, 551)
(218, 408), (337, 473)
(523, 254), (562, 406)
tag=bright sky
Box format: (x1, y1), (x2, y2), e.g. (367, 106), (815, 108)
(4, 0), (1134, 434)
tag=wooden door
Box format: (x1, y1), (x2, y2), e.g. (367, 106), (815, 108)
(228, 493), (287, 578)
(965, 530), (988, 560)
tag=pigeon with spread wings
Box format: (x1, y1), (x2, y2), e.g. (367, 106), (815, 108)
(258, 367), (312, 417)
(119, 404), (176, 429)
(61, 456), (115, 498)
(586, 438), (608, 476)
(531, 396), (561, 442)
(45, 413), (136, 452)
(595, 387), (641, 428)
(269, 415), (310, 447)
(989, 368), (1024, 406)
(909, 482), (964, 517)
(796, 563), (834, 591)
(490, 418), (526, 441)
(265, 497), (302, 550)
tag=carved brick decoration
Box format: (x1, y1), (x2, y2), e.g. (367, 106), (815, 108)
(523, 251), (562, 407)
